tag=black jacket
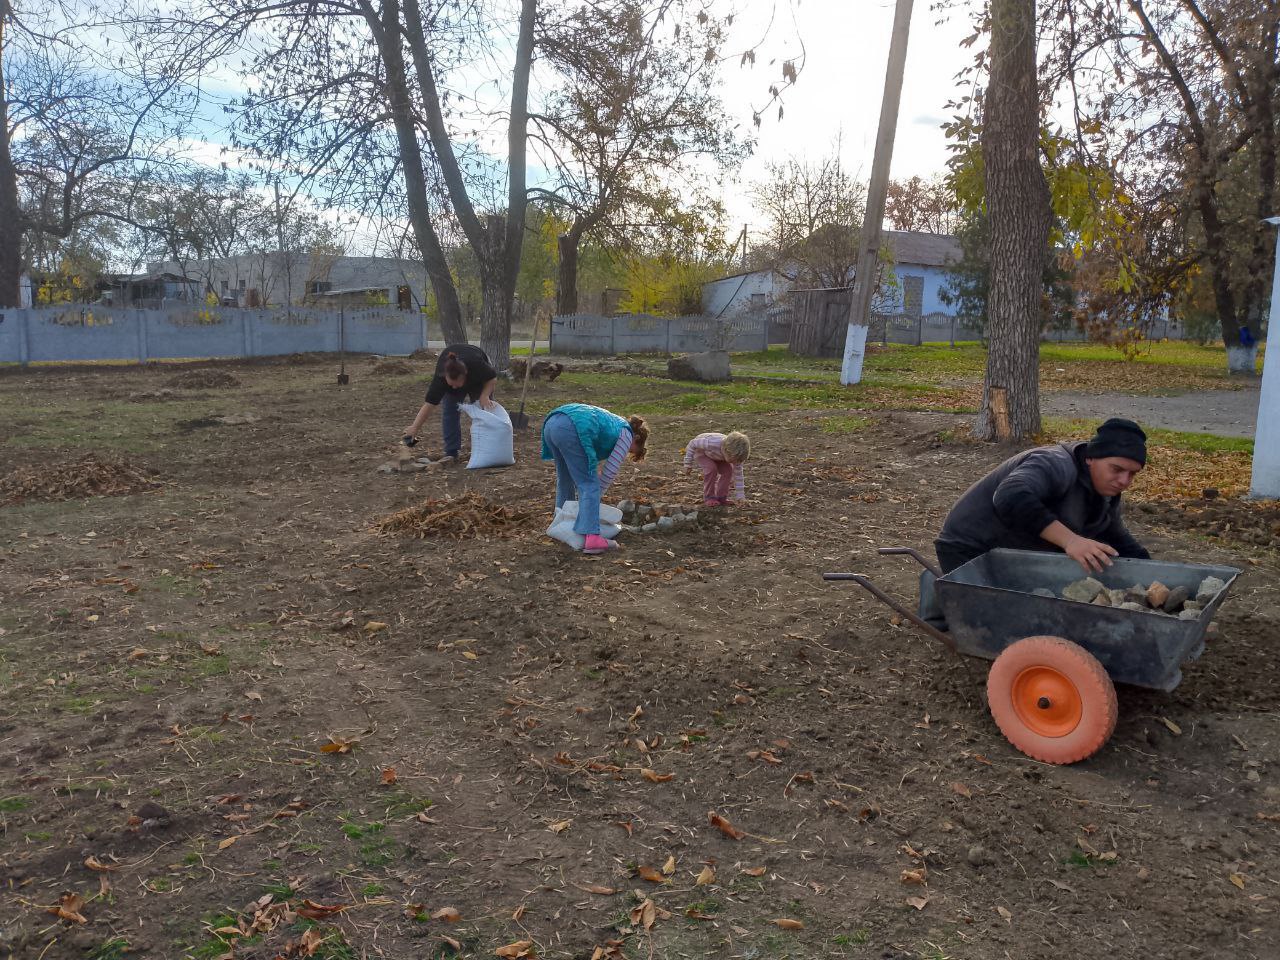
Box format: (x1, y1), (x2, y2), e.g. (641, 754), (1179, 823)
(937, 441), (1148, 564)
(424, 344), (497, 405)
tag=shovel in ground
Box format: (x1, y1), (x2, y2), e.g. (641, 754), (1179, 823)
(511, 317), (540, 430)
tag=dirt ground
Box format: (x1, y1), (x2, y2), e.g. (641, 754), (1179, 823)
(1, 356), (1278, 960)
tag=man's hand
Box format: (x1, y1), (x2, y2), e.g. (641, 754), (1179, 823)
(401, 433), (417, 447)
(1064, 534), (1117, 573)
(479, 397), (495, 412)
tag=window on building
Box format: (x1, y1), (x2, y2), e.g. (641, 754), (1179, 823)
(220, 280), (229, 293)
(902, 275), (924, 316)
(308, 280), (332, 295)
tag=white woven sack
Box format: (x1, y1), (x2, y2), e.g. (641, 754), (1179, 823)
(545, 500), (622, 550)
(460, 402), (515, 468)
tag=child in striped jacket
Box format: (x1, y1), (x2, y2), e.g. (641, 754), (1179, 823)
(683, 431), (750, 507)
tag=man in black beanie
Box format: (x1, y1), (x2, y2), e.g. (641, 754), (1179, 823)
(935, 418), (1150, 575)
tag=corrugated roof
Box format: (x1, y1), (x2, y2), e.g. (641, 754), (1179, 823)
(884, 230), (962, 267)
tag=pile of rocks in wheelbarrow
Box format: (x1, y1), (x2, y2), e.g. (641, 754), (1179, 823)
(616, 500), (700, 534)
(1046, 575), (1227, 619)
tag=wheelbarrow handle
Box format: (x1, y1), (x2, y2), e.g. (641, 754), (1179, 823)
(822, 572), (957, 654)
(876, 547), (942, 579)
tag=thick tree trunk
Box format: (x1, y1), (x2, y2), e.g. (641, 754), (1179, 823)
(373, 0), (467, 344)
(0, 18), (25, 309)
(974, 0), (1051, 442)
(556, 228), (582, 316)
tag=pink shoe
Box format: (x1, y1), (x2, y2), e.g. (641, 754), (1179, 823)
(582, 534), (619, 554)
(703, 497), (726, 507)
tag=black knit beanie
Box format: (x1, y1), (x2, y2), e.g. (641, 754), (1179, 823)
(1086, 418), (1147, 465)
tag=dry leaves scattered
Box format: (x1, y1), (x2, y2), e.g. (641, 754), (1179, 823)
(1, 454), (160, 505)
(374, 493), (532, 540)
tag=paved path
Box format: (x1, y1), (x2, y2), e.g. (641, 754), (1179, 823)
(1043, 386), (1261, 438)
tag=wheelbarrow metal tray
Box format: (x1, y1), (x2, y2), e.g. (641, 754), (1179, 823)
(936, 549), (1240, 692)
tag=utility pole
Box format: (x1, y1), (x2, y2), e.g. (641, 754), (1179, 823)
(1249, 216), (1280, 497)
(273, 180), (292, 321)
(841, 0), (913, 385)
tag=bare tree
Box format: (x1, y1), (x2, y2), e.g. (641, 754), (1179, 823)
(885, 174), (960, 234)
(533, 0), (745, 316)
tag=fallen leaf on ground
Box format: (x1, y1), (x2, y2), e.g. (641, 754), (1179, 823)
(416, 812), (437, 824)
(549, 819), (572, 834)
(641, 768), (673, 783)
(772, 918), (804, 930)
(441, 935), (462, 952)
(636, 866), (667, 883)
(630, 899), (657, 930)
(708, 811), (745, 840)
(297, 899), (347, 919)
(662, 855), (676, 875)
(495, 940), (534, 958)
(83, 856), (116, 872)
(320, 736), (358, 754)
(905, 896), (929, 910)
(381, 766), (398, 785)
(695, 865), (715, 886)
(747, 749), (782, 764)
(742, 865), (766, 877)
(432, 907), (461, 922)
(217, 836), (238, 850)
(46, 892), (87, 924)
(245, 690), (263, 702)
(362, 620), (388, 633)
(951, 781), (972, 798)
(299, 927), (325, 956)
(1230, 873), (1246, 889)
(575, 884), (618, 895)
(1161, 717), (1183, 736)
(997, 905), (1013, 923)
(901, 867), (928, 885)
(511, 904), (526, 921)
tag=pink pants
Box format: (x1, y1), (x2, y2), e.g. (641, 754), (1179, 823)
(697, 454), (734, 502)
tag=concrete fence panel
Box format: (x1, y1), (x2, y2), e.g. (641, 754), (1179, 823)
(0, 305), (428, 364)
(550, 312), (767, 355)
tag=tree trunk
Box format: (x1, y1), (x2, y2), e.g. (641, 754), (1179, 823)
(556, 227), (582, 316)
(479, 216), (511, 370)
(974, 0), (1051, 442)
(372, 0), (466, 344)
(0, 13), (25, 308)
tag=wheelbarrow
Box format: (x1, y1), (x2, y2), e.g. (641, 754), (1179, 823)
(824, 547), (1241, 764)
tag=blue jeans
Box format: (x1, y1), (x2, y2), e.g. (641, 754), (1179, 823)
(543, 413), (600, 536)
(440, 394), (462, 457)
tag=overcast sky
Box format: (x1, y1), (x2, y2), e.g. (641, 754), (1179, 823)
(714, 0), (978, 232)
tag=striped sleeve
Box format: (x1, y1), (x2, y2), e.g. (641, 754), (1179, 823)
(599, 429), (633, 491)
(731, 462), (746, 501)
(683, 433), (721, 467)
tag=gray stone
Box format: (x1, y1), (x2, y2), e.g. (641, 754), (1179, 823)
(668, 350), (731, 383)
(1119, 602), (1148, 612)
(1162, 585), (1191, 613)
(1183, 600), (1202, 613)
(1178, 609), (1200, 620)
(670, 511), (685, 522)
(1062, 577), (1105, 603)
(967, 844), (991, 867)
(1108, 588), (1127, 605)
(1031, 588), (1057, 599)
(1196, 576), (1226, 605)
(617, 499), (635, 515)
(641, 522), (657, 533)
(1125, 584), (1151, 606)
(377, 464), (395, 474)
(1092, 592), (1112, 606)
(685, 511), (698, 522)
(656, 516), (676, 532)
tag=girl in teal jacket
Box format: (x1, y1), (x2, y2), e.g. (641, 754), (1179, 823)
(541, 403), (649, 553)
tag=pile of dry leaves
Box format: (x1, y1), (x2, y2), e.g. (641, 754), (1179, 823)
(0, 454), (161, 506)
(374, 493), (533, 540)
(165, 369), (241, 389)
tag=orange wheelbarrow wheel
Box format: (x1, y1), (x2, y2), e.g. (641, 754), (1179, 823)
(987, 635), (1118, 764)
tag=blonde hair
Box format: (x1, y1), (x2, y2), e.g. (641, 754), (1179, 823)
(628, 416), (650, 462)
(721, 431), (750, 463)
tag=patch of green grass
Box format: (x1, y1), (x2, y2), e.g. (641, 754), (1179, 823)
(1, 398), (213, 453)
(24, 830), (52, 841)
(833, 930), (870, 946)
(820, 415), (872, 434)
(684, 898), (721, 915)
(149, 572), (201, 597)
(62, 695), (103, 714)
(339, 819), (401, 867)
(262, 880), (295, 899)
(382, 788), (433, 820)
(360, 882), (385, 897)
(0, 795), (32, 812)
(290, 920), (357, 959)
(196, 654), (231, 678)
(189, 913), (257, 960)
